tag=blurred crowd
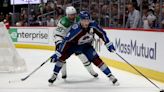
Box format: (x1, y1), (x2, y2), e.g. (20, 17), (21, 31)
(0, 0), (164, 29)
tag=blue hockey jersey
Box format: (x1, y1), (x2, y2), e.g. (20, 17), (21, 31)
(58, 21), (110, 53)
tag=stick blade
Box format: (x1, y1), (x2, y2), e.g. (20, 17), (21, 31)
(8, 79), (22, 84)
(160, 89), (164, 92)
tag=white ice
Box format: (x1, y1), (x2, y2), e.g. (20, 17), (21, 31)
(0, 48), (164, 92)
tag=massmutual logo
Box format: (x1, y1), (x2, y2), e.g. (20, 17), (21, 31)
(115, 38), (157, 60)
(22, 0), (37, 2)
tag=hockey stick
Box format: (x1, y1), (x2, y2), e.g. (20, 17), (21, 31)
(114, 52), (164, 92)
(9, 57), (51, 83)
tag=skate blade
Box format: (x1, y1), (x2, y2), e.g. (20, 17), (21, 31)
(112, 81), (120, 86)
(92, 73), (98, 78)
(48, 83), (54, 87)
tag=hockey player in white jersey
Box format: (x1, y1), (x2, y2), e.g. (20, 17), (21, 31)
(52, 6), (98, 79)
(49, 11), (119, 85)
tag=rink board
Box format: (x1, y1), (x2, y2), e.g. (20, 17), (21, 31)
(9, 27), (164, 82)
(99, 29), (164, 82)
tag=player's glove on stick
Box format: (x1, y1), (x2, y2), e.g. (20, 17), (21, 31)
(106, 42), (115, 52)
(50, 51), (61, 63)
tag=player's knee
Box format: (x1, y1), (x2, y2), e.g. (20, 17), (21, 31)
(92, 57), (104, 68)
(56, 60), (65, 67)
(59, 55), (68, 62)
(87, 53), (99, 62)
(78, 54), (88, 63)
(60, 60), (66, 63)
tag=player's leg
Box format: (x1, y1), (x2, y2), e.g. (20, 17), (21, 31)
(50, 43), (67, 79)
(76, 53), (98, 77)
(83, 46), (119, 85)
(92, 56), (119, 85)
(48, 60), (65, 83)
(48, 51), (72, 84)
(61, 61), (67, 79)
(50, 59), (67, 79)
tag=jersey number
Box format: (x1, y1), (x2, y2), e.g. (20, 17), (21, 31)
(56, 27), (64, 32)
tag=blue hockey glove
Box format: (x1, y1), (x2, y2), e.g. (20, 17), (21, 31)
(50, 51), (61, 63)
(50, 58), (57, 63)
(106, 42), (115, 52)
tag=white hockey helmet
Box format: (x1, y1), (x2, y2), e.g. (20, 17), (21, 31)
(65, 6), (77, 15)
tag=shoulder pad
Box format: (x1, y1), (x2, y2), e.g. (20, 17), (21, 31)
(76, 16), (80, 22)
(59, 16), (71, 28)
(65, 24), (81, 40)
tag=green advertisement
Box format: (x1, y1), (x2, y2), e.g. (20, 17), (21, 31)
(9, 28), (18, 42)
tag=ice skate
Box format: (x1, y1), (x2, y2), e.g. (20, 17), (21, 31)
(48, 73), (57, 84)
(90, 71), (98, 77)
(61, 63), (67, 79)
(62, 74), (67, 79)
(108, 74), (119, 86)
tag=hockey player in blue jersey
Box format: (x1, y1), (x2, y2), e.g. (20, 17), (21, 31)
(52, 6), (98, 79)
(48, 11), (119, 85)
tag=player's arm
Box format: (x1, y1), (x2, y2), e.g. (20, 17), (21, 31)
(53, 17), (70, 46)
(91, 21), (115, 52)
(91, 21), (110, 44)
(58, 24), (81, 53)
(54, 26), (65, 45)
(50, 26), (76, 61)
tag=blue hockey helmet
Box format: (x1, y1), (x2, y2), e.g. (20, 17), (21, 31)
(79, 11), (91, 20)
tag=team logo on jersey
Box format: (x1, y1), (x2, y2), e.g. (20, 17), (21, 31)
(72, 24), (78, 29)
(78, 33), (93, 45)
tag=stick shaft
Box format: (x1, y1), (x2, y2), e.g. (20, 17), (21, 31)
(21, 58), (51, 81)
(115, 52), (161, 89)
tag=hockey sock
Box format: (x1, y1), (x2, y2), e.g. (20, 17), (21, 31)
(61, 61), (67, 77)
(53, 60), (64, 74)
(78, 54), (97, 76)
(92, 57), (111, 75)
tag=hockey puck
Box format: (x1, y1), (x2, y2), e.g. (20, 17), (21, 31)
(160, 89), (164, 92)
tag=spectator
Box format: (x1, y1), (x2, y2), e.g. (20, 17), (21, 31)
(142, 6), (156, 29)
(154, 2), (160, 28)
(161, 8), (164, 28)
(0, 12), (4, 22)
(0, 0), (164, 29)
(3, 19), (10, 29)
(91, 11), (99, 23)
(54, 6), (64, 25)
(46, 15), (55, 26)
(126, 3), (141, 28)
(110, 4), (119, 28)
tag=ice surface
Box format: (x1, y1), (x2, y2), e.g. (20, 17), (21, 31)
(0, 48), (163, 92)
